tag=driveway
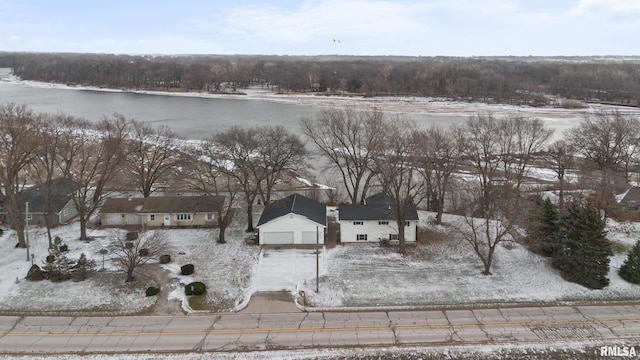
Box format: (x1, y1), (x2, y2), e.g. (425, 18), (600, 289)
(251, 247), (326, 293)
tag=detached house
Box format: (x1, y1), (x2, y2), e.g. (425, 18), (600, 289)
(338, 193), (418, 243)
(0, 178), (80, 226)
(256, 193), (326, 245)
(100, 195), (224, 228)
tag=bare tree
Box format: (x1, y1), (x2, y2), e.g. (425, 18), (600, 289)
(254, 125), (308, 204)
(415, 126), (462, 224)
(547, 140), (575, 208)
(186, 140), (240, 244)
(127, 120), (182, 197)
(302, 108), (386, 204)
(57, 114), (129, 240)
(109, 229), (168, 282)
(372, 118), (424, 255)
(566, 110), (640, 212)
(0, 103), (40, 248)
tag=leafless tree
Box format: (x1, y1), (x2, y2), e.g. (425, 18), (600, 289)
(302, 108), (386, 204)
(546, 140), (575, 208)
(109, 229), (168, 282)
(0, 103), (40, 248)
(454, 113), (552, 274)
(414, 126), (462, 224)
(57, 114), (129, 240)
(254, 125), (308, 205)
(566, 110), (640, 213)
(126, 120), (183, 197)
(186, 140), (240, 244)
(372, 118), (424, 255)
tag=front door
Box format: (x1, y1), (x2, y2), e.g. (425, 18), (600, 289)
(164, 214), (171, 226)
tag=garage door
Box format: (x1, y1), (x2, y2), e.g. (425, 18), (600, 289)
(262, 231), (294, 244)
(301, 231), (319, 244)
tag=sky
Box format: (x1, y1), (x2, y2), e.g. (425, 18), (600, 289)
(1, 0), (639, 57)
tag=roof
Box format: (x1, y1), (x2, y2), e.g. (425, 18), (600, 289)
(257, 193), (326, 227)
(15, 178), (81, 213)
(338, 193), (419, 221)
(620, 187), (640, 206)
(100, 196), (224, 214)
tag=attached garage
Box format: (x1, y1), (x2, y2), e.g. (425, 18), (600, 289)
(262, 231), (294, 245)
(256, 193), (326, 246)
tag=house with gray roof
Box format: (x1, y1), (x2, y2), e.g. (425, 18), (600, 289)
(100, 195), (224, 228)
(256, 193), (326, 245)
(338, 193), (418, 243)
(0, 178), (80, 227)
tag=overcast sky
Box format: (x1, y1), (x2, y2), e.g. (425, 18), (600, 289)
(1, 0), (638, 56)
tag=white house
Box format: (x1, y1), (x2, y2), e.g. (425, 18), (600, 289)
(256, 193), (326, 245)
(338, 193), (418, 243)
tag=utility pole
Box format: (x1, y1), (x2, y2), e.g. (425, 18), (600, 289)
(25, 202), (30, 262)
(316, 225), (319, 293)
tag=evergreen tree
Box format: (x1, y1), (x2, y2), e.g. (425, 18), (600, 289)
(554, 200), (612, 289)
(619, 240), (640, 284)
(526, 195), (561, 257)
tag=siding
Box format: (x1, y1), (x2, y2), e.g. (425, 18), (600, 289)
(340, 219), (417, 243)
(258, 213), (325, 245)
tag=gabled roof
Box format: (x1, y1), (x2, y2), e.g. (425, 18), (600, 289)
(100, 196), (224, 214)
(16, 178), (81, 213)
(620, 187), (640, 206)
(338, 193), (419, 221)
(257, 193), (326, 227)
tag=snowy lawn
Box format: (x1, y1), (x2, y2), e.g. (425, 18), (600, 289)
(0, 220), (259, 314)
(301, 212), (640, 308)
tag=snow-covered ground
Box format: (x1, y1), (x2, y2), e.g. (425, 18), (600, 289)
(300, 211), (640, 308)
(1, 209), (639, 314)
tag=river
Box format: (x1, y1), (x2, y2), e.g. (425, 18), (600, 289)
(3, 68), (639, 141)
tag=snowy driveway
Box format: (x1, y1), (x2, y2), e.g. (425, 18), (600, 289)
(251, 247), (326, 293)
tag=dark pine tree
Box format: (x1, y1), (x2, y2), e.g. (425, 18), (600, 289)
(619, 240), (640, 284)
(554, 200), (612, 289)
(526, 195), (561, 257)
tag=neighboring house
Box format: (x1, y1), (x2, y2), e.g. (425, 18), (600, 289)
(338, 193), (418, 243)
(0, 178), (80, 226)
(256, 193), (326, 245)
(615, 186), (640, 221)
(100, 195), (224, 228)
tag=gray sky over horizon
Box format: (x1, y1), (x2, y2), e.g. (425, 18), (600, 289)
(1, 0), (638, 56)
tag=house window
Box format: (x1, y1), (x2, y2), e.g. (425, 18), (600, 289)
(176, 213), (193, 221)
(405, 221), (411, 227)
(27, 214), (33, 221)
(378, 221), (389, 225)
(206, 213), (214, 221)
(357, 234), (368, 241)
(353, 221), (363, 225)
(149, 214), (156, 221)
(390, 234), (398, 240)
(63, 209), (68, 217)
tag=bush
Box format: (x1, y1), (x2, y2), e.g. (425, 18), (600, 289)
(139, 248), (149, 257)
(26, 264), (44, 281)
(181, 264), (195, 275)
(126, 232), (138, 240)
(185, 281), (206, 296)
(619, 240), (640, 284)
(145, 286), (160, 297)
(159, 254), (171, 264)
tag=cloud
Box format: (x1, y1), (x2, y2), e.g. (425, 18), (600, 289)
(222, 0), (431, 44)
(570, 0), (640, 16)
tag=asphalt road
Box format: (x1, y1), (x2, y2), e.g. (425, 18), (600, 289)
(0, 304), (639, 354)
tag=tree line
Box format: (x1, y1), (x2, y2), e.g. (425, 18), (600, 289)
(2, 52), (640, 106)
(2, 102), (640, 288)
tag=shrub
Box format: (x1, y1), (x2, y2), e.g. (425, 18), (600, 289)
(159, 254), (171, 264)
(139, 248), (149, 257)
(126, 232), (138, 240)
(619, 240), (640, 284)
(26, 264), (44, 281)
(146, 286), (160, 297)
(73, 253), (96, 282)
(59, 244), (68, 252)
(181, 264), (195, 275)
(185, 281), (206, 296)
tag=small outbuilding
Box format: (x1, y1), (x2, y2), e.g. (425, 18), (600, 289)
(256, 193), (326, 245)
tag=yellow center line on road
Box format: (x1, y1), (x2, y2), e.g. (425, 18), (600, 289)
(1, 316), (639, 337)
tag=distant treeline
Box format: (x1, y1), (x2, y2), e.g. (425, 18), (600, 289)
(2, 52), (640, 106)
